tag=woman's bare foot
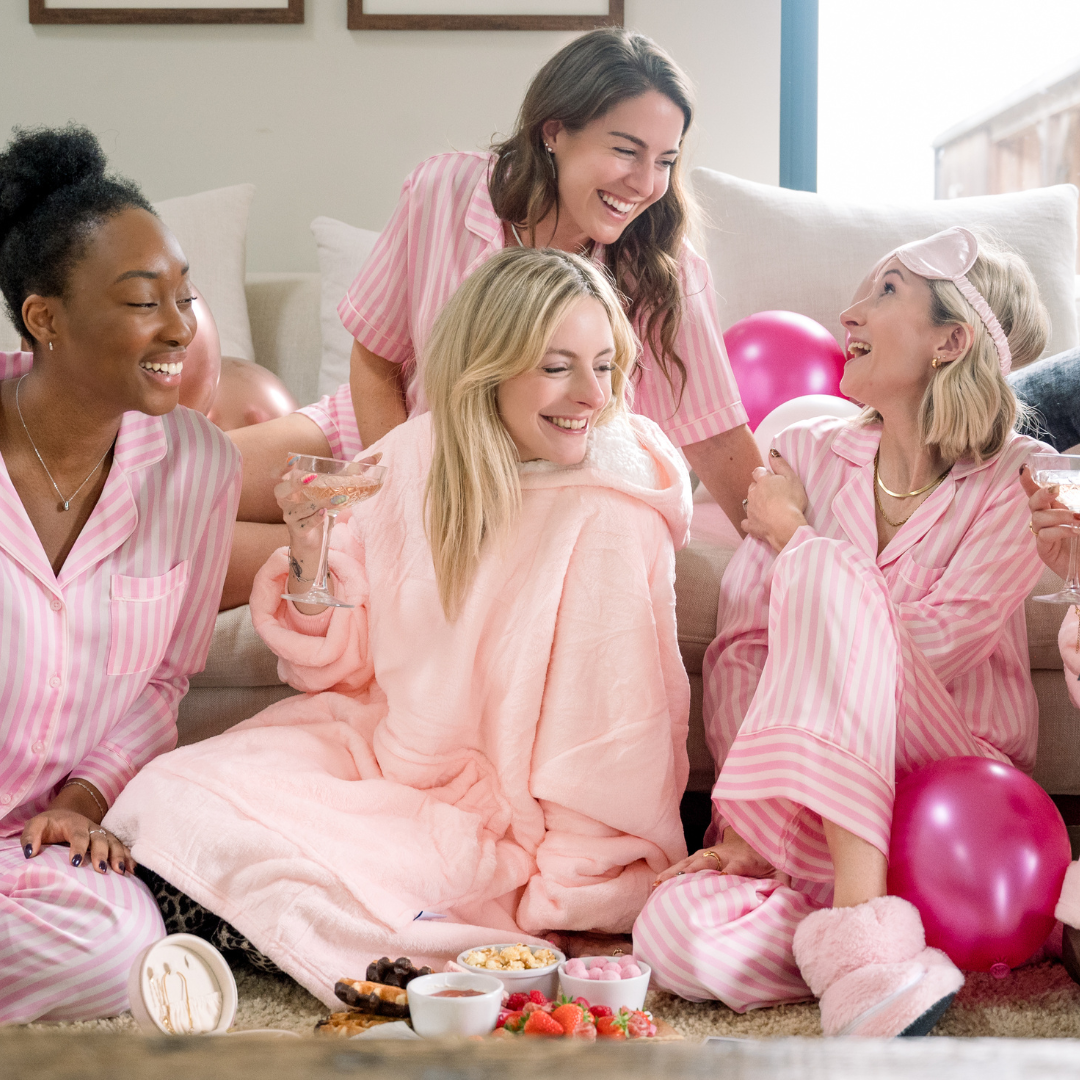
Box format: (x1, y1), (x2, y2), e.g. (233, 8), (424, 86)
(652, 827), (786, 888)
(544, 931), (633, 959)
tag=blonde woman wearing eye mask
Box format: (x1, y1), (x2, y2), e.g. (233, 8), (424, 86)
(637, 228), (1054, 1038)
(105, 248), (693, 1008)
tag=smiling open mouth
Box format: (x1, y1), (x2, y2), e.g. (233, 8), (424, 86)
(599, 191), (634, 215)
(139, 360), (184, 376)
(543, 415), (588, 432)
(848, 341), (871, 360)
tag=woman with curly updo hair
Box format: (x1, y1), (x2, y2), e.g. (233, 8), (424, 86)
(0, 125), (240, 1022)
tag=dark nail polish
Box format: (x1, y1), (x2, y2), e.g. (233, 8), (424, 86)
(1020, 465), (1026, 474)
(23, 844), (32, 859)
(72, 854), (81, 867)
(119, 861), (127, 874)
(98, 860), (107, 872)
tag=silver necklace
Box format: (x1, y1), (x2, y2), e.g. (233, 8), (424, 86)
(15, 374), (114, 512)
(510, 222), (527, 247)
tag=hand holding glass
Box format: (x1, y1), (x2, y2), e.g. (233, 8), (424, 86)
(1029, 453), (1080, 604)
(280, 454), (386, 609)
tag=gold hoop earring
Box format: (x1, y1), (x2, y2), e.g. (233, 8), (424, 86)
(931, 355), (949, 369)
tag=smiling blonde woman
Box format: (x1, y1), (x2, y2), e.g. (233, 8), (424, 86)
(106, 248), (695, 1010)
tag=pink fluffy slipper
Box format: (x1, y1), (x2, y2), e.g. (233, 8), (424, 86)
(792, 896), (963, 1037)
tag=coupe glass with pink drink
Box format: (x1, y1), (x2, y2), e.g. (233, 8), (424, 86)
(1030, 453), (1080, 605)
(281, 453), (386, 609)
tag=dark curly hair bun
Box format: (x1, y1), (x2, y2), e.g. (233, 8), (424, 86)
(0, 123), (153, 340)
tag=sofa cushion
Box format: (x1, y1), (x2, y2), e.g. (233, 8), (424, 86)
(692, 169), (1079, 362)
(190, 603), (282, 689)
(154, 184), (256, 362)
(245, 272), (322, 406)
(310, 216), (381, 400)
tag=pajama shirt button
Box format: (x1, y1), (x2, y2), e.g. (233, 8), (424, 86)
(0, 795), (10, 805)
(32, 741), (44, 753)
(49, 675), (60, 689)
(50, 599), (62, 612)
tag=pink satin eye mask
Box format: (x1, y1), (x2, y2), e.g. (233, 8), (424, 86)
(890, 226), (1012, 376)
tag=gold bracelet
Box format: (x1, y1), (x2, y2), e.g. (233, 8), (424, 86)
(62, 778), (107, 820)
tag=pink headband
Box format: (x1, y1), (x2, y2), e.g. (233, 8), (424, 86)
(891, 226), (1012, 376)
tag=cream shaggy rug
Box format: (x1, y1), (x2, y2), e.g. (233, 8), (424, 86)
(22, 959), (1080, 1039)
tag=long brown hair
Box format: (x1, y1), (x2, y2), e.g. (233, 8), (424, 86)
(488, 27), (695, 406)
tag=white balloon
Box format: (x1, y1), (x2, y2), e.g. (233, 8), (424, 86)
(753, 395), (861, 457)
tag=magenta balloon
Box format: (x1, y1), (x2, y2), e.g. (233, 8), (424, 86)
(888, 757), (1071, 973)
(722, 310), (847, 430)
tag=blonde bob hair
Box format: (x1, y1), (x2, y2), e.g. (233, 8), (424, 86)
(862, 232), (1048, 464)
(424, 246), (638, 619)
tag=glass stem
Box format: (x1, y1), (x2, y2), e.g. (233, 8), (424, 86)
(1068, 532), (1080, 594)
(313, 511), (337, 594)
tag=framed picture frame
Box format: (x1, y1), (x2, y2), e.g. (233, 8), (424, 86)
(347, 0), (622, 32)
(28, 0), (303, 25)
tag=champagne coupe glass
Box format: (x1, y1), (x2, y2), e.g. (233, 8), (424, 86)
(281, 453), (386, 609)
(1030, 453), (1080, 604)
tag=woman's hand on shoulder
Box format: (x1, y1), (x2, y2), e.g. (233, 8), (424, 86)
(20, 809), (135, 875)
(743, 450), (809, 552)
(1021, 464), (1079, 581)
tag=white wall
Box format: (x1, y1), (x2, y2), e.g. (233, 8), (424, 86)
(0, 0), (780, 272)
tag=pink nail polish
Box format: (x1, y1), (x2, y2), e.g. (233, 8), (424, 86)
(301, 474), (316, 485)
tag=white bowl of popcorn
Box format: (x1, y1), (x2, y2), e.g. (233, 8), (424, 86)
(456, 943), (565, 999)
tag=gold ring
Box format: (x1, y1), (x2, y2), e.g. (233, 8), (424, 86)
(1030, 523), (1038, 536)
(702, 850), (723, 873)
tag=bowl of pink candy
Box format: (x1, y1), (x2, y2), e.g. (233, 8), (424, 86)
(558, 955), (651, 1012)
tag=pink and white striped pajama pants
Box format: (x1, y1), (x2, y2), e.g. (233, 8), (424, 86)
(634, 535), (995, 1011)
(0, 839), (165, 1022)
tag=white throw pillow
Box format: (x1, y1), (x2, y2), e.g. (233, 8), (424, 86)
(691, 168), (1079, 361)
(154, 184), (256, 361)
(310, 216), (381, 400)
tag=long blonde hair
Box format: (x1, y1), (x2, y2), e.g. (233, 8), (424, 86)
(488, 27), (695, 405)
(862, 233), (1048, 464)
(425, 247), (637, 619)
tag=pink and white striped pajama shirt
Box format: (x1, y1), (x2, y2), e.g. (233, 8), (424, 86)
(298, 151), (748, 457)
(0, 353), (241, 1022)
(634, 417), (1048, 1010)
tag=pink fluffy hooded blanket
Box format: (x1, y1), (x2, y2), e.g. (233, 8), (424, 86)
(106, 411), (692, 1009)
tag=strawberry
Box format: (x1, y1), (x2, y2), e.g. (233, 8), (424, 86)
(495, 1009), (511, 1029)
(621, 1008), (657, 1039)
(550, 1003), (585, 1036)
(589, 1004), (612, 1019)
(505, 992), (527, 1012)
(528, 989), (549, 1006)
(502, 1010), (527, 1034)
(522, 1001), (547, 1015)
(571, 996), (591, 1009)
(595, 1016), (626, 1040)
(523, 1011), (565, 1037)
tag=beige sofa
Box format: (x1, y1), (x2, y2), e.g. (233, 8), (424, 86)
(180, 269), (1080, 811)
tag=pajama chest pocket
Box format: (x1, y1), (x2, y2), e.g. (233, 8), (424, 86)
(108, 561), (189, 676)
(895, 552), (946, 597)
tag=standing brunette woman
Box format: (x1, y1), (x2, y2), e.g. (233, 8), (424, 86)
(223, 27), (758, 605)
(0, 126), (241, 1022)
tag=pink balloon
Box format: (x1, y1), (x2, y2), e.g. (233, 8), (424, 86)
(888, 757), (1071, 973)
(207, 357), (298, 432)
(178, 288), (221, 416)
(723, 311), (847, 430)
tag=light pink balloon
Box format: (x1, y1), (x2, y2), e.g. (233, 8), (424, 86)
(177, 288), (221, 416)
(207, 357), (298, 432)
